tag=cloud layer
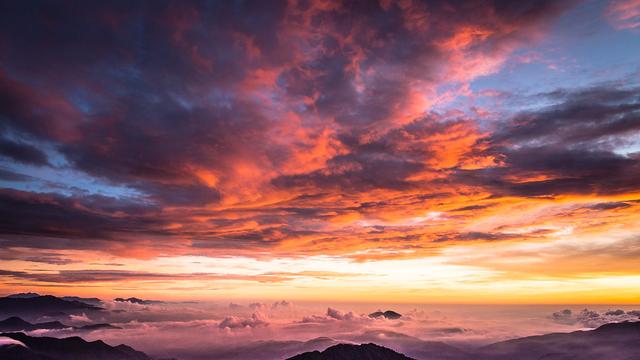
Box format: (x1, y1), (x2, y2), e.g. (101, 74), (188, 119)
(0, 0), (638, 301)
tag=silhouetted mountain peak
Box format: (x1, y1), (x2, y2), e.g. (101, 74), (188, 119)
(593, 320), (640, 334)
(0, 316), (121, 333)
(114, 297), (161, 305)
(0, 316), (31, 326)
(5, 293), (40, 299)
(0, 295), (103, 321)
(369, 310), (402, 319)
(0, 316), (68, 331)
(1, 295), (102, 309)
(288, 343), (415, 360)
(60, 296), (103, 307)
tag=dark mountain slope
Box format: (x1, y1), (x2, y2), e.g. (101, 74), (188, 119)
(476, 321), (640, 360)
(0, 316), (121, 333)
(0, 316), (68, 331)
(0, 332), (151, 360)
(349, 330), (469, 360)
(288, 343), (415, 360)
(287, 322), (640, 360)
(0, 295), (102, 320)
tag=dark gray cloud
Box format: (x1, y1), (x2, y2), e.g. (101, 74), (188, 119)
(585, 202), (631, 210)
(0, 189), (165, 243)
(457, 83), (640, 197)
(0, 138), (48, 165)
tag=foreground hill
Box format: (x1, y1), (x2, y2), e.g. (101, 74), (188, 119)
(349, 330), (468, 360)
(288, 343), (415, 360)
(0, 332), (151, 360)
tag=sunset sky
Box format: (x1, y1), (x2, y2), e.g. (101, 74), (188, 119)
(0, 0), (639, 304)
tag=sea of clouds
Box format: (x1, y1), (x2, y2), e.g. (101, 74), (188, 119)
(26, 300), (640, 360)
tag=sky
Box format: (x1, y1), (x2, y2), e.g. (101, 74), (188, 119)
(0, 0), (639, 304)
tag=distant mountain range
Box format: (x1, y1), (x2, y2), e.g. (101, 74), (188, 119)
(5, 293), (41, 299)
(0, 332), (153, 360)
(6, 293), (103, 307)
(0, 316), (68, 332)
(0, 316), (120, 332)
(60, 297), (104, 307)
(0, 295), (102, 321)
(473, 320), (640, 360)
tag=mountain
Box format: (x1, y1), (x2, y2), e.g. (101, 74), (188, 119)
(4, 294), (102, 307)
(349, 330), (468, 360)
(369, 310), (402, 319)
(0, 332), (152, 360)
(476, 321), (640, 360)
(287, 322), (640, 360)
(0, 316), (121, 332)
(5, 293), (41, 299)
(61, 297), (103, 307)
(0, 295), (103, 320)
(288, 343), (415, 360)
(207, 336), (339, 360)
(114, 297), (162, 305)
(0, 317), (68, 331)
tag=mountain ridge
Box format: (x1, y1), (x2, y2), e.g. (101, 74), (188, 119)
(0, 332), (152, 360)
(287, 321), (640, 360)
(288, 343), (414, 360)
(0, 316), (121, 332)
(0, 295), (103, 321)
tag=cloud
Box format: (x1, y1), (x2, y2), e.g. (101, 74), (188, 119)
(0, 336), (26, 347)
(0, 137), (48, 165)
(585, 202), (632, 210)
(248, 302), (268, 311)
(0, 268), (314, 285)
(300, 307), (368, 324)
(456, 83), (640, 197)
(326, 307), (357, 321)
(0, 0), (580, 261)
(550, 308), (640, 327)
(218, 313), (269, 330)
(606, 0), (640, 29)
(69, 313), (92, 324)
(435, 232), (519, 243)
(0, 168), (31, 181)
(551, 309), (573, 324)
(3, 294), (632, 360)
(271, 300), (293, 310)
